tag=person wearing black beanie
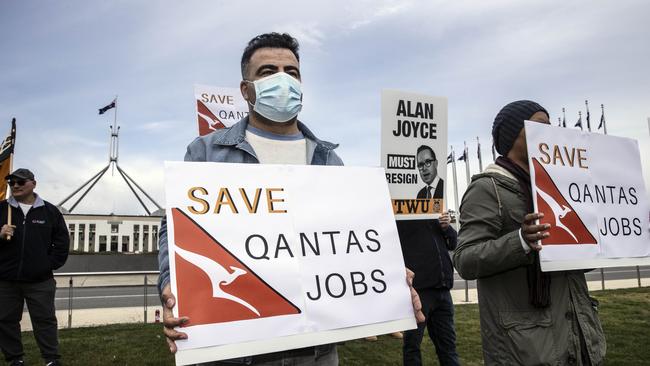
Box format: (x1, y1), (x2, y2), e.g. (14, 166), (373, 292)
(492, 100), (548, 157)
(453, 101), (606, 365)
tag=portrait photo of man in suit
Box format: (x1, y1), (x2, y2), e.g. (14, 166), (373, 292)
(415, 145), (444, 199)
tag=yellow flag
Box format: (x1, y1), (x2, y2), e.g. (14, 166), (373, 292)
(0, 119), (16, 200)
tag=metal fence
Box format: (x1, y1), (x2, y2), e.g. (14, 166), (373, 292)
(459, 265), (650, 302)
(55, 271), (159, 329)
(52, 266), (649, 328)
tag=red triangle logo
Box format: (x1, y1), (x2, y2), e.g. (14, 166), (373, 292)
(171, 208), (301, 327)
(532, 158), (597, 245)
(196, 100), (226, 136)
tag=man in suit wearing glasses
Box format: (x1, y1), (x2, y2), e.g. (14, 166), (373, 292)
(415, 145), (444, 199)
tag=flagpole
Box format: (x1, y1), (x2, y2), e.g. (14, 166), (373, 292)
(6, 118), (16, 240)
(111, 96), (118, 175)
(476, 137), (483, 172)
(601, 104), (608, 135)
(585, 100), (591, 132)
(451, 146), (459, 221)
(578, 111), (583, 131)
(463, 141), (471, 188)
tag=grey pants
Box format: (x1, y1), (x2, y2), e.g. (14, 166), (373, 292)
(252, 348), (338, 366)
(201, 347), (338, 366)
(0, 278), (60, 362)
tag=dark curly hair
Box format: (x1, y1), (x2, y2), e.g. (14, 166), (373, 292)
(241, 32), (300, 78)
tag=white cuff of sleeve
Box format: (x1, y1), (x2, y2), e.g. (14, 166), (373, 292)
(519, 229), (531, 254)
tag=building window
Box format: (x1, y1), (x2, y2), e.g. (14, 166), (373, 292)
(122, 236), (129, 252)
(89, 224), (96, 252)
(152, 225), (159, 251)
(78, 224), (85, 247)
(69, 224), (75, 248)
(111, 224), (119, 234)
(133, 224), (140, 252)
(99, 236), (107, 252)
(110, 236), (118, 251)
(143, 225), (149, 251)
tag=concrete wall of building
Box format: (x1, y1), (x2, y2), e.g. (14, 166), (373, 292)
(56, 253), (159, 273)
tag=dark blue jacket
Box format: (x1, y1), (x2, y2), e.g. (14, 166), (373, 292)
(397, 219), (457, 290)
(0, 195), (69, 282)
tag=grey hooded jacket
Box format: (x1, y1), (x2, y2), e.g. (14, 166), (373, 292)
(453, 164), (606, 366)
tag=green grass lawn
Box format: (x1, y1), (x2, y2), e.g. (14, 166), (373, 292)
(16, 287), (650, 365)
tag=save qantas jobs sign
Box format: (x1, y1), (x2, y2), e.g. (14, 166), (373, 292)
(165, 162), (416, 365)
(194, 85), (249, 136)
(525, 121), (650, 271)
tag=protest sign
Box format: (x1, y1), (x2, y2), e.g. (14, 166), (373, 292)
(165, 162), (416, 365)
(194, 84), (248, 136)
(380, 90), (448, 220)
(526, 121), (650, 271)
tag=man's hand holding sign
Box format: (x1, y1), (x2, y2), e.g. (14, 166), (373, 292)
(521, 213), (549, 251)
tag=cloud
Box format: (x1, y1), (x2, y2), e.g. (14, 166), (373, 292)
(2, 0), (649, 215)
(134, 120), (186, 132)
(347, 0), (414, 30)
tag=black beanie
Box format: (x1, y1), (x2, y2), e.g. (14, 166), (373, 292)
(492, 100), (548, 156)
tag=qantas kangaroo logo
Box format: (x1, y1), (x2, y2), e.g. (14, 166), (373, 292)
(532, 158), (597, 245)
(171, 208), (301, 326)
(196, 100), (226, 135)
(174, 246), (260, 316)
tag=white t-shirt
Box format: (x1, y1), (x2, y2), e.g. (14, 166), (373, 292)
(245, 125), (307, 165)
(18, 202), (32, 216)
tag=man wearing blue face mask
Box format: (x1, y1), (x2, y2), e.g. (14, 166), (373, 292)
(157, 32), (425, 366)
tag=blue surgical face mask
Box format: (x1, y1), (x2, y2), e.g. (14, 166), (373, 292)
(246, 72), (303, 123)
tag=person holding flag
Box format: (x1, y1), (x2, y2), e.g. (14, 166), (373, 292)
(0, 168), (70, 366)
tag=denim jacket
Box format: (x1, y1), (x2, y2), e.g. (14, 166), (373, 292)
(157, 117), (342, 364)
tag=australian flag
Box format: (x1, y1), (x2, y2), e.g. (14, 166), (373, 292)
(598, 108), (605, 130)
(99, 99), (116, 115)
(574, 115), (583, 130)
(457, 149), (467, 161)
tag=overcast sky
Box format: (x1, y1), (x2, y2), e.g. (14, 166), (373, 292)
(1, 0), (649, 214)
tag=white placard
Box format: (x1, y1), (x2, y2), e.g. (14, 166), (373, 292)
(525, 121), (650, 271)
(194, 84), (248, 136)
(380, 90), (448, 220)
(165, 162), (416, 365)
